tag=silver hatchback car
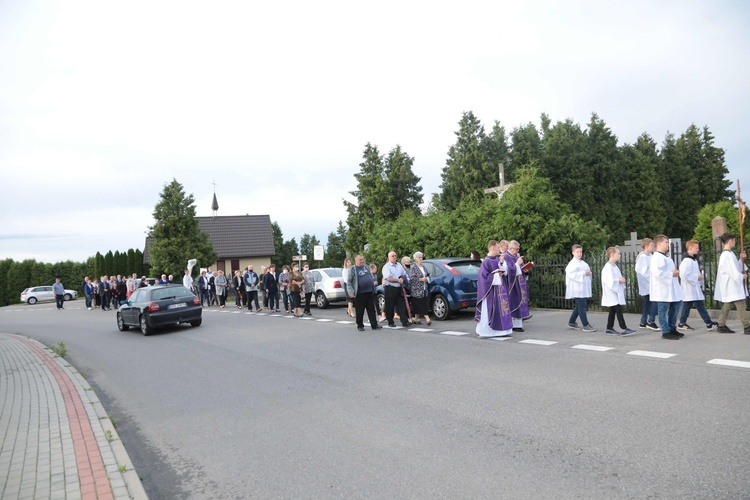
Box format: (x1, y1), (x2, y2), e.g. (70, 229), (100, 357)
(21, 286), (78, 305)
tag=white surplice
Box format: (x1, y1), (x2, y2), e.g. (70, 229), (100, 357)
(650, 251), (683, 302)
(714, 250), (746, 303)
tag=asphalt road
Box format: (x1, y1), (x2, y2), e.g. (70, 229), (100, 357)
(1, 300), (749, 499)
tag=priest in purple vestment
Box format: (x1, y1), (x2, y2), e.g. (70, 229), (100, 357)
(475, 240), (513, 337)
(504, 240), (530, 332)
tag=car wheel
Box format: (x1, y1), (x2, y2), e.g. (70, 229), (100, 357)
(64, 293), (72, 301)
(139, 315), (152, 336)
(27, 297), (37, 305)
(190, 318), (202, 327)
(431, 294), (452, 321)
(117, 313), (130, 331)
(316, 291), (329, 309)
(377, 293), (385, 313)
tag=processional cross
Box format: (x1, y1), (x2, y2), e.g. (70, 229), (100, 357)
(483, 163), (513, 200)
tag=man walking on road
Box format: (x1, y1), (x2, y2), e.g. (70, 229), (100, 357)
(382, 251), (409, 328)
(53, 278), (65, 310)
(348, 255), (382, 331)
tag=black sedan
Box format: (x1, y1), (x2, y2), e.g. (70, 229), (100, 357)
(117, 284), (202, 335)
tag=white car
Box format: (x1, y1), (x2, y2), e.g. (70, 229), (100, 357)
(311, 267), (384, 310)
(311, 268), (347, 308)
(21, 286), (78, 305)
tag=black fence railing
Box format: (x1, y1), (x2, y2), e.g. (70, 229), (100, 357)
(526, 241), (724, 314)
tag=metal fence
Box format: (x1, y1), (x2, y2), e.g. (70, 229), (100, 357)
(526, 241), (723, 313)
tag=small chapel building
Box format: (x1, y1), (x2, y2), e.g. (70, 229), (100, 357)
(143, 214), (275, 275)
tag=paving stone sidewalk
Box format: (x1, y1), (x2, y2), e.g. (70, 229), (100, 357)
(0, 333), (147, 500)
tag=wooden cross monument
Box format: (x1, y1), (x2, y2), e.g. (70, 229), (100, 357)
(484, 163), (513, 200)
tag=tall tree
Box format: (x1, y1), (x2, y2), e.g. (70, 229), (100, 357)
(126, 249), (135, 275)
(148, 179), (217, 278)
(134, 249), (145, 276)
(677, 124), (732, 206)
(94, 252), (104, 278)
(539, 118), (593, 219)
(299, 233), (321, 260)
(382, 145), (423, 220)
(271, 222), (284, 264)
(659, 133), (701, 239)
(620, 134), (667, 238)
(508, 122), (542, 182)
(281, 238), (299, 267)
(344, 143), (386, 253)
(438, 111), (494, 210)
(323, 221), (347, 267)
(104, 251), (114, 276)
(585, 113), (627, 241)
(113, 251), (122, 275)
(483, 121), (510, 183)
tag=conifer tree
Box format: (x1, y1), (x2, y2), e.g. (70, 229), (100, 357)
(382, 145), (423, 220)
(620, 134), (667, 238)
(438, 111), (491, 210)
(508, 122), (542, 182)
(677, 124), (732, 206)
(344, 143), (385, 252)
(585, 114), (627, 241)
(148, 179), (217, 278)
(539, 118), (593, 219)
(659, 133), (701, 239)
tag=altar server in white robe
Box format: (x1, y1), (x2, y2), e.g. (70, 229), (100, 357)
(713, 232), (749, 334)
(649, 234), (683, 339)
(677, 240), (717, 331)
(635, 238), (658, 330)
(601, 247), (635, 335)
(565, 244), (596, 331)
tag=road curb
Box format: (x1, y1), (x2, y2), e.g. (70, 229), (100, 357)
(31, 336), (149, 500)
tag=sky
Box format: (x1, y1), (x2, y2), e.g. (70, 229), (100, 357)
(1, 0), (748, 263)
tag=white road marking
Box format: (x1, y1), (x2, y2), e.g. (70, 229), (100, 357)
(336, 321), (354, 324)
(627, 350), (676, 359)
(256, 313), (268, 316)
(572, 344), (615, 352)
(270, 314), (283, 317)
(439, 331), (469, 336)
(231, 311), (241, 314)
(244, 312), (253, 315)
(316, 319), (334, 322)
(300, 317), (314, 320)
(490, 336), (513, 341)
(385, 325), (404, 329)
(707, 359), (750, 369)
(519, 339), (558, 346)
(409, 328), (434, 332)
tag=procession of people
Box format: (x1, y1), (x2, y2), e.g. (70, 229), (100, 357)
(60, 231), (749, 338)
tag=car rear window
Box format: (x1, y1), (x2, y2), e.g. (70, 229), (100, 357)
(151, 287), (194, 300)
(449, 261), (481, 277)
(324, 269), (342, 277)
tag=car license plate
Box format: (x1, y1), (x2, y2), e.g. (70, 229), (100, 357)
(168, 303), (187, 309)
